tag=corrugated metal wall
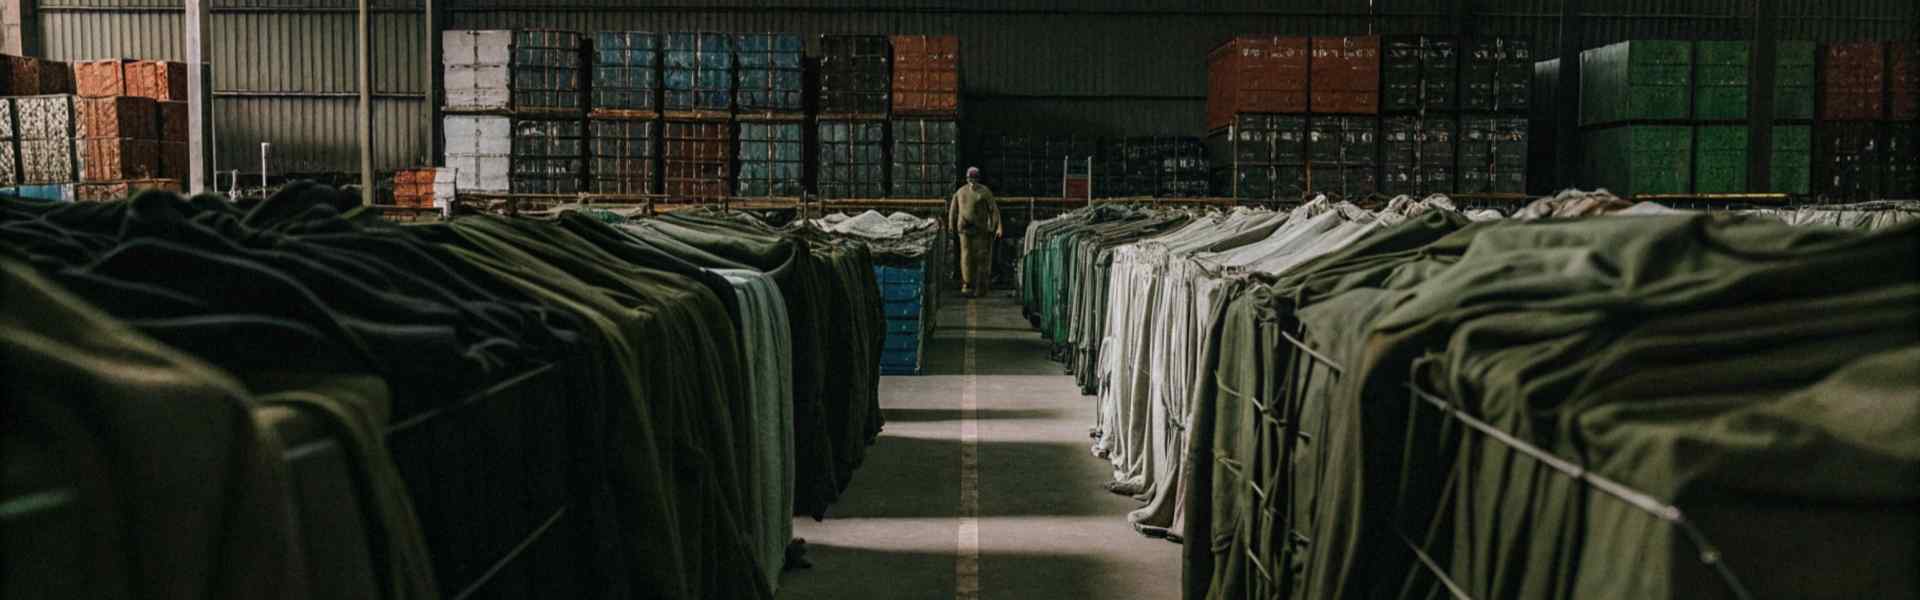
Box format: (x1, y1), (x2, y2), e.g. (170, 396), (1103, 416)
(30, 0), (1919, 175)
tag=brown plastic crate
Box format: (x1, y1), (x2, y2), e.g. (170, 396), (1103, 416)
(1207, 36), (1311, 130)
(127, 61), (188, 101)
(6, 55), (42, 95)
(76, 96), (159, 140)
(1892, 42), (1916, 121)
(1310, 36), (1381, 114)
(75, 59), (134, 98)
(892, 35), (960, 115)
(1822, 42), (1886, 121)
(158, 141), (189, 181)
(662, 120), (732, 199)
(157, 101), (189, 142)
(78, 138), (160, 182)
(38, 60), (73, 95)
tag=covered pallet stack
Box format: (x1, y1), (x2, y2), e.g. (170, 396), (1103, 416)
(662, 32), (733, 114)
(735, 120), (803, 197)
(735, 33), (803, 114)
(591, 32), (660, 197)
(817, 119), (885, 198)
(662, 119), (731, 199)
(512, 118), (586, 194)
(589, 118), (657, 194)
(444, 114), (511, 193)
(1307, 115), (1378, 198)
(891, 118), (957, 198)
(1579, 40), (1692, 195)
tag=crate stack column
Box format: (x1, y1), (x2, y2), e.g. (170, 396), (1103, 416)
(1579, 40), (1693, 196)
(662, 32), (734, 203)
(509, 30), (587, 195)
(443, 30), (513, 197)
(734, 33), (805, 200)
(890, 34), (960, 199)
(590, 31), (661, 196)
(1308, 35), (1381, 199)
(1206, 36), (1309, 203)
(817, 34), (890, 199)
(17, 95), (77, 200)
(1458, 36), (1531, 195)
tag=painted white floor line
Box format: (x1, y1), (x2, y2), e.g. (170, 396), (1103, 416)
(957, 299), (981, 600)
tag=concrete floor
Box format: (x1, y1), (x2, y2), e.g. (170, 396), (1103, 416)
(777, 291), (1182, 600)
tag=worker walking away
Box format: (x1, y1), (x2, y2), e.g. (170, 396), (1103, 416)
(949, 166), (1001, 298)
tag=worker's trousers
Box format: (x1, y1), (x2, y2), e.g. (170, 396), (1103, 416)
(959, 231), (994, 293)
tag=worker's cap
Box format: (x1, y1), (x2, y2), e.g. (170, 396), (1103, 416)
(966, 166), (981, 178)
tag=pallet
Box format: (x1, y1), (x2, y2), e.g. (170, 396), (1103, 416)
(662, 109), (732, 121)
(891, 111), (962, 120)
(736, 111), (807, 122)
(588, 109), (660, 121)
(815, 112), (889, 121)
(513, 106), (588, 119)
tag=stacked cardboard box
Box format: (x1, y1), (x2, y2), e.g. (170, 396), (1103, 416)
(817, 119), (885, 198)
(589, 118), (658, 195)
(819, 35), (890, 115)
(735, 120), (804, 197)
(735, 33), (803, 113)
(444, 114), (511, 192)
(662, 120), (732, 199)
(592, 32), (658, 114)
(444, 30), (513, 112)
(662, 32), (733, 113)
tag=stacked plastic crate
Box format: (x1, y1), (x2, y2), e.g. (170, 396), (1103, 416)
(16, 95), (77, 196)
(876, 263), (931, 375)
(818, 35), (890, 198)
(1380, 35), (1458, 197)
(891, 35), (960, 199)
(662, 32), (733, 200)
(1689, 41), (1814, 194)
(734, 33), (805, 199)
(1579, 40), (1693, 195)
(0, 99), (13, 188)
(589, 31), (659, 196)
(1818, 42), (1917, 199)
(510, 31), (587, 195)
(1207, 36), (1308, 201)
(1458, 37), (1530, 194)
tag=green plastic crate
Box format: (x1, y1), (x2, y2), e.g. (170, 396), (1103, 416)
(1694, 42), (1748, 119)
(1694, 126), (1748, 193)
(1774, 41), (1818, 119)
(1581, 41), (1693, 125)
(1582, 125), (1692, 195)
(1770, 125), (1811, 194)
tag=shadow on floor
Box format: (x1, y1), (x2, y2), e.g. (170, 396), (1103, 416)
(777, 543), (1115, 600)
(882, 407), (1065, 422)
(921, 336), (1068, 376)
(820, 435), (1127, 520)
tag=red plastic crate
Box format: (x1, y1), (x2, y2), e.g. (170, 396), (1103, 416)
(1892, 42), (1916, 121)
(75, 59), (134, 98)
(76, 96), (159, 140)
(126, 60), (188, 101)
(1310, 36), (1381, 114)
(1207, 36), (1310, 130)
(892, 35), (961, 115)
(1822, 42), (1886, 121)
(78, 138), (161, 182)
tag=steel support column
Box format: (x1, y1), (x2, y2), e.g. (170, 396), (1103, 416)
(356, 0), (373, 205)
(1554, 0), (1583, 189)
(426, 0), (442, 164)
(186, 0), (212, 192)
(1747, 0), (1778, 192)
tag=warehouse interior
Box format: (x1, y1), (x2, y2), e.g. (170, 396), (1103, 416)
(3, 1), (1918, 600)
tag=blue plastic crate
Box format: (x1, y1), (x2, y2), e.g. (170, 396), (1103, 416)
(880, 349), (921, 374)
(875, 265), (926, 286)
(883, 300), (922, 320)
(884, 334), (920, 352)
(885, 318), (920, 335)
(881, 281), (922, 302)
